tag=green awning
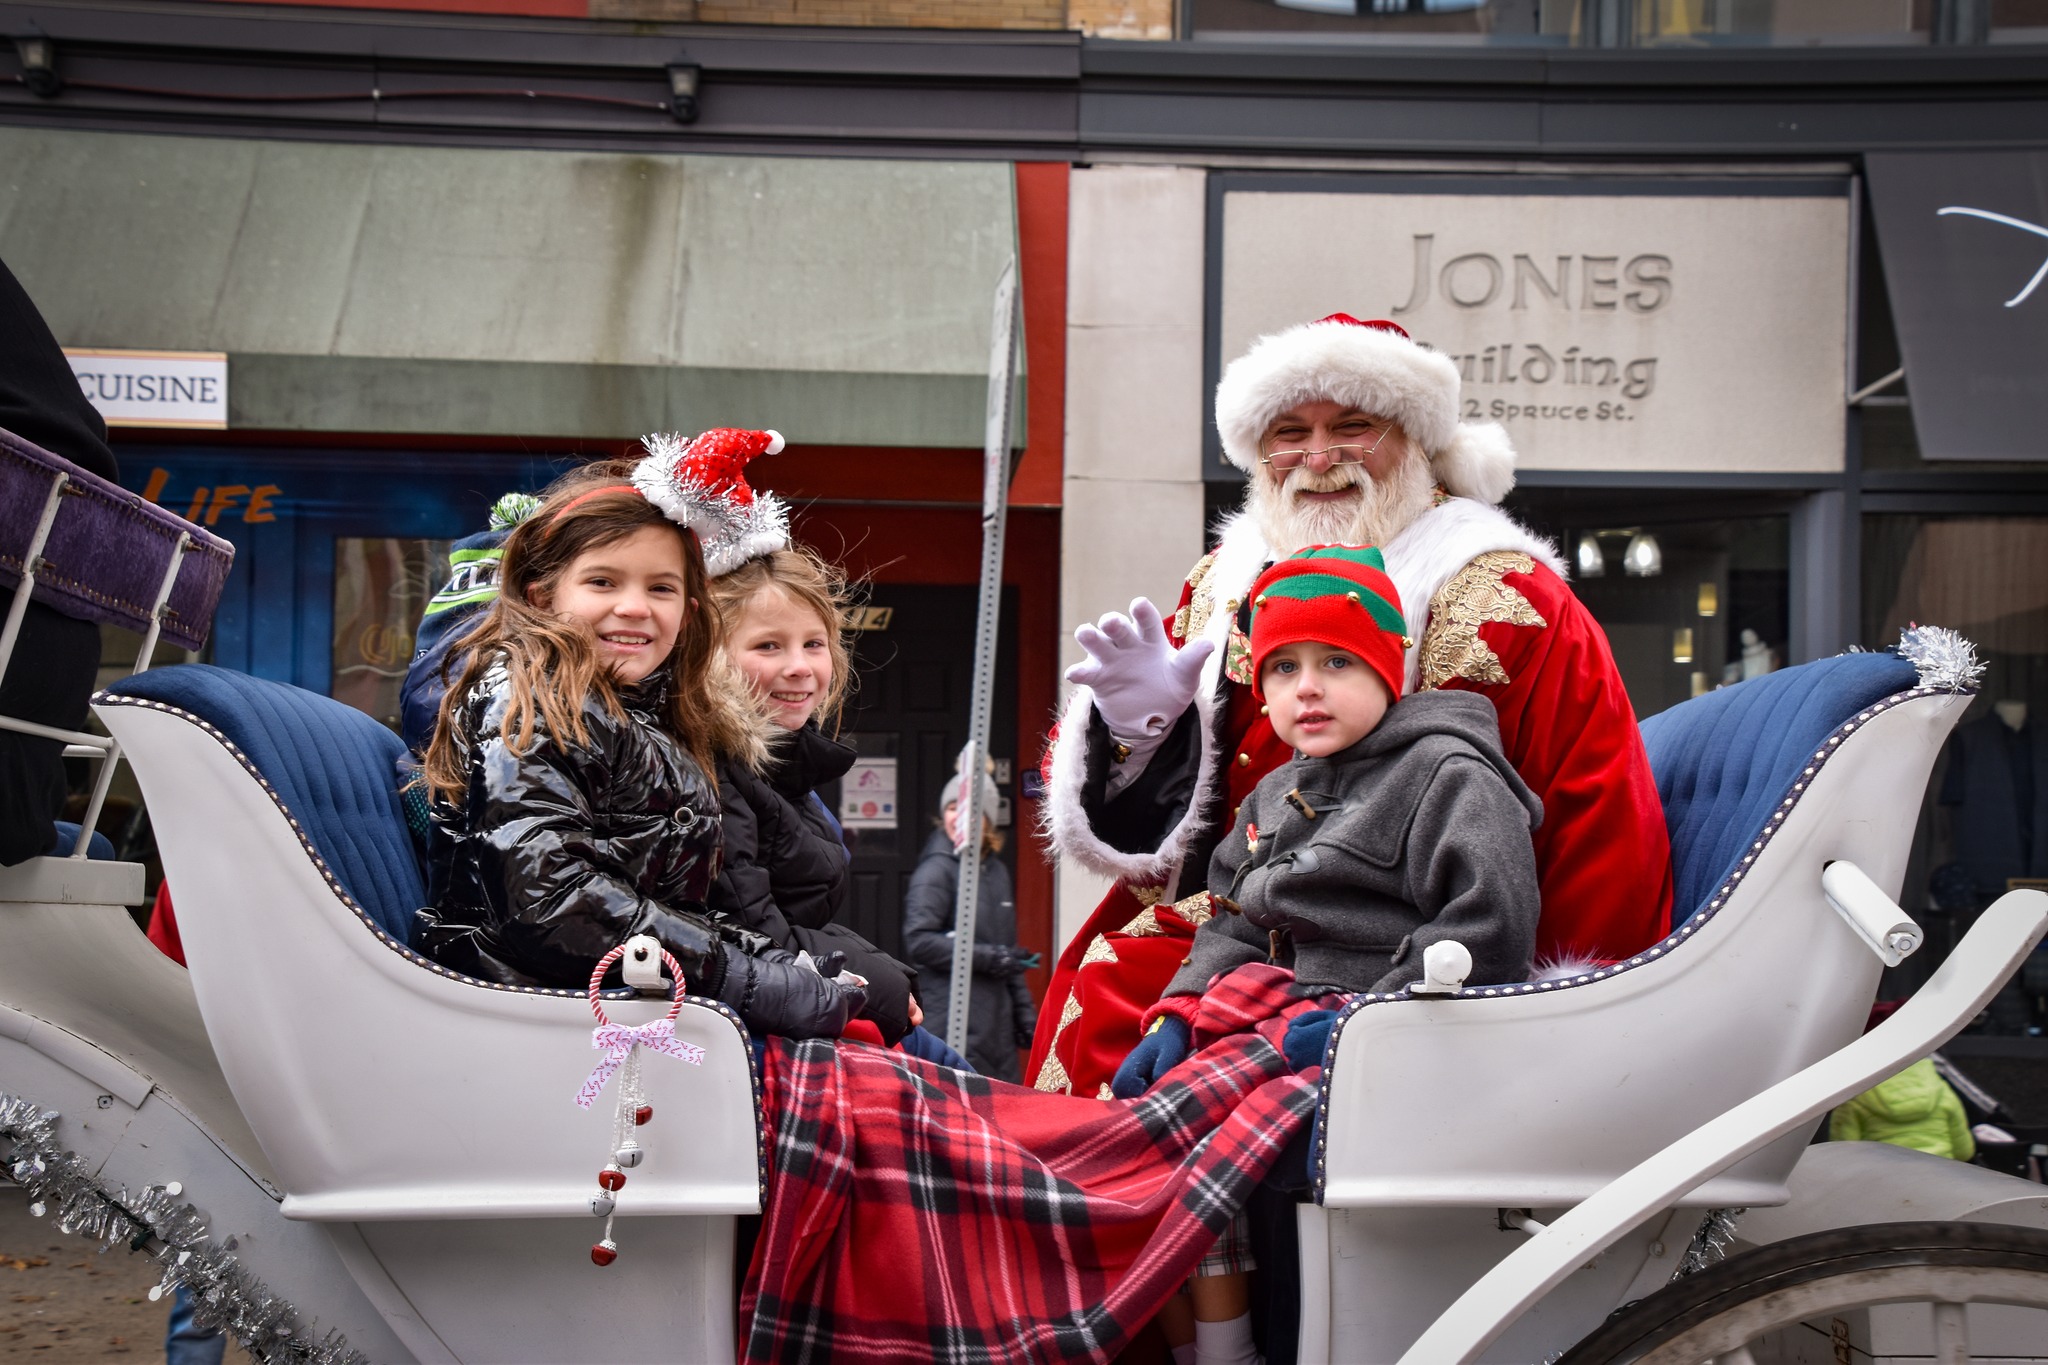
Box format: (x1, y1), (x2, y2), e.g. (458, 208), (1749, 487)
(1, 127), (1021, 447)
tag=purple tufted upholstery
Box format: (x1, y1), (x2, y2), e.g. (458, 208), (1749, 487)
(0, 425), (233, 650)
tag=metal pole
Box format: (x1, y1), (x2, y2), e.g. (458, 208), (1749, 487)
(945, 258), (1020, 1056)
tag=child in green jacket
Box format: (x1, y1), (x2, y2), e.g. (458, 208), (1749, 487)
(1830, 1057), (1976, 1162)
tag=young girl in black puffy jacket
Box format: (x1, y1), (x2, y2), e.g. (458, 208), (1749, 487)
(706, 548), (924, 1044)
(416, 445), (866, 1040)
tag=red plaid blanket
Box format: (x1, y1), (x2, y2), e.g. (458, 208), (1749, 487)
(741, 964), (1321, 1365)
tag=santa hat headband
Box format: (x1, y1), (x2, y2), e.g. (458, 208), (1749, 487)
(630, 428), (791, 577)
(1214, 313), (1517, 506)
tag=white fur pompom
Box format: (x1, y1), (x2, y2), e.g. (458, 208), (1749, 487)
(1530, 952), (1605, 983)
(1431, 422), (1517, 506)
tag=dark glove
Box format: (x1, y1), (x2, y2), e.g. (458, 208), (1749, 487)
(1282, 1009), (1338, 1074)
(1110, 1016), (1190, 1100)
(974, 945), (1040, 978)
(1014, 1013), (1039, 1050)
(977, 944), (1041, 978)
(716, 944), (867, 1041)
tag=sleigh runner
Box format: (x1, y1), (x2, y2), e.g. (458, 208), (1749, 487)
(5, 418), (2048, 1363)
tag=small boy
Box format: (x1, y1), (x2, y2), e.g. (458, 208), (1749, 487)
(1116, 543), (1543, 1365)
(1154, 542), (1544, 1011)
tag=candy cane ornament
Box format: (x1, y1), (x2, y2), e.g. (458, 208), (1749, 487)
(578, 942), (702, 1266)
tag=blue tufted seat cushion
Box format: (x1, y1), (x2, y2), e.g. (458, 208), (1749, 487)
(104, 665), (426, 946)
(1641, 651), (1921, 929)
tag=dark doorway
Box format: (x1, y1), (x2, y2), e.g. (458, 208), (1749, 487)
(824, 583), (1021, 966)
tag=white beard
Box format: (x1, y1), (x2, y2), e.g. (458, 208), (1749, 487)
(1248, 448), (1436, 560)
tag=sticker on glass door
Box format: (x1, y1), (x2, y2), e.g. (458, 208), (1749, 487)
(840, 756), (899, 830)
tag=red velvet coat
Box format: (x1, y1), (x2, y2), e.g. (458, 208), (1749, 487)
(1029, 501), (1672, 1098)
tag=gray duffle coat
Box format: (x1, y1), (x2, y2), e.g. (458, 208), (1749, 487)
(1163, 689), (1544, 1000)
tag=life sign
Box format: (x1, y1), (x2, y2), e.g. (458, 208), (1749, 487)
(65, 349), (228, 429)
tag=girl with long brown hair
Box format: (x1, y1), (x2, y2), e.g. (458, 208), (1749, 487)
(416, 438), (866, 1040)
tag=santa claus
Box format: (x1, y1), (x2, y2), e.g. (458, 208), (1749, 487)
(1028, 313), (1673, 1098)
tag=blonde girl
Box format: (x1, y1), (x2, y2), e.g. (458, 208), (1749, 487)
(704, 549), (925, 1045)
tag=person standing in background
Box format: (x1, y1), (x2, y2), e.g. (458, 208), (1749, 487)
(902, 755), (1039, 1080)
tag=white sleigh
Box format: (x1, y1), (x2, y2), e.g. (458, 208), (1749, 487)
(4, 544), (2048, 1363)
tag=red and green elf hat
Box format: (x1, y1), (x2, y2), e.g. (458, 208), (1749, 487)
(1247, 544), (1411, 702)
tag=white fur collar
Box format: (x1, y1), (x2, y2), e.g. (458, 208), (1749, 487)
(1207, 498), (1564, 693)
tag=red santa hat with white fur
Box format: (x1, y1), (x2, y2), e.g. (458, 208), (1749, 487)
(631, 427), (791, 576)
(1213, 313), (1517, 506)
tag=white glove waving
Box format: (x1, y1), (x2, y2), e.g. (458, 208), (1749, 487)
(1065, 598), (1216, 740)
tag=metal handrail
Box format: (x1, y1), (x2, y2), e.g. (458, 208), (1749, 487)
(0, 463), (195, 859)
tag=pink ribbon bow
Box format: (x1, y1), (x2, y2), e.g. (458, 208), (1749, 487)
(573, 1018), (705, 1110)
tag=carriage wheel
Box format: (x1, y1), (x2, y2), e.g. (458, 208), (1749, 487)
(1557, 1221), (2048, 1364)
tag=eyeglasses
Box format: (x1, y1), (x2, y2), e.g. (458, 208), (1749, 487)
(1258, 424), (1395, 472)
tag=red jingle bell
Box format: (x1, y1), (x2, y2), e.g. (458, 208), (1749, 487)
(634, 1105), (653, 1125)
(598, 1166), (626, 1192)
(591, 1239), (618, 1267)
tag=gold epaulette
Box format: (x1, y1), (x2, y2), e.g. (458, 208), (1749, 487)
(1418, 550), (1547, 690)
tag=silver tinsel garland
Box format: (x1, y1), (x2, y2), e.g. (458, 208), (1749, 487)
(1673, 1207), (1745, 1279)
(1894, 624), (1986, 694)
(0, 1092), (369, 1365)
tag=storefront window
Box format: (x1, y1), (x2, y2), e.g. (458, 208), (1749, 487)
(1623, 0), (1926, 44)
(1868, 514), (2048, 1027)
(1569, 516), (1789, 717)
(1993, 0), (2048, 41)
(1189, 0), (1948, 44)
(1862, 404), (2048, 473)
(1189, 0), (1552, 41)
(332, 537), (451, 732)
(1509, 493), (1791, 719)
